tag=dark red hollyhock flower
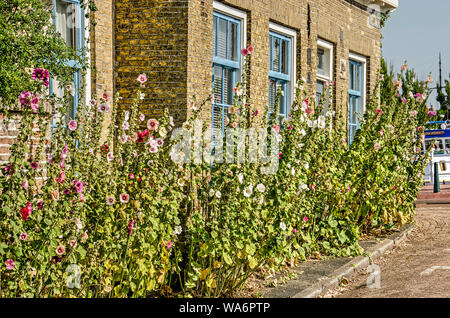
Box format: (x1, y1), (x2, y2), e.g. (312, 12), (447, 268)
(100, 144), (109, 153)
(30, 162), (38, 169)
(136, 129), (150, 143)
(20, 202), (32, 221)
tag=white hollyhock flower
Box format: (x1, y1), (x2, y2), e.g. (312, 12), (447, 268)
(304, 162), (309, 170)
(238, 173), (244, 184)
(173, 226), (182, 235)
(243, 185), (253, 197)
(256, 183), (266, 193)
(299, 128), (306, 136)
(299, 183), (308, 191)
(209, 189), (215, 197)
(280, 222), (287, 231)
(318, 115), (326, 129)
(291, 167), (296, 176)
(215, 190), (222, 199)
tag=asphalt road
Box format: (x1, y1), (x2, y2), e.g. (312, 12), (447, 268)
(325, 204), (450, 298)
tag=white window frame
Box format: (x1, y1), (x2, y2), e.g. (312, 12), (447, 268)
(268, 22), (297, 117)
(213, 1), (247, 75)
(317, 38), (334, 83)
(349, 52), (367, 112)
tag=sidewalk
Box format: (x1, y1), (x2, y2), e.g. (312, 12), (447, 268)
(237, 185), (446, 298)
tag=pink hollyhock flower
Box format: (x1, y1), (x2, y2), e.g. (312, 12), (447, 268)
(56, 245), (66, 255)
(241, 48), (249, 56)
(51, 190), (60, 201)
(107, 152), (114, 162)
(19, 232), (28, 240)
(293, 228), (298, 234)
(30, 162), (38, 169)
(311, 184), (316, 190)
(253, 110), (259, 116)
(30, 94), (39, 112)
(137, 73), (147, 84)
(19, 91), (32, 106)
(37, 201), (43, 210)
(375, 109), (383, 116)
(22, 180), (28, 190)
(106, 196), (115, 205)
(98, 103), (110, 113)
(69, 240), (77, 248)
(73, 180), (85, 193)
(374, 142), (381, 151)
(139, 113), (145, 121)
(247, 45), (254, 54)
(156, 138), (164, 147)
(401, 97), (407, 104)
(128, 220), (135, 235)
(401, 63), (408, 71)
(303, 216), (309, 222)
(120, 193), (130, 203)
(89, 99), (97, 107)
(82, 231), (88, 240)
(129, 174), (135, 179)
(68, 120), (77, 131)
(5, 259), (15, 270)
(32, 68), (50, 83)
(122, 121), (129, 130)
(64, 188), (71, 195)
(379, 129), (384, 137)
(147, 118), (159, 131)
(102, 92), (110, 102)
(149, 145), (158, 153)
(272, 125), (280, 133)
(278, 152), (283, 158)
(79, 193), (85, 203)
(288, 125), (293, 130)
(166, 241), (173, 249)
(4, 163), (12, 174)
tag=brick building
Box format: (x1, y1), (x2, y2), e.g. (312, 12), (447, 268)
(0, 0), (398, 165)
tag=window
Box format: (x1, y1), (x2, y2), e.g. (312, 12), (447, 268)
(212, 3), (246, 139)
(268, 24), (296, 123)
(51, 0), (84, 127)
(348, 53), (367, 144)
(316, 39), (333, 112)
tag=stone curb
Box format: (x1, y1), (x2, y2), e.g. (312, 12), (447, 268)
(290, 223), (415, 298)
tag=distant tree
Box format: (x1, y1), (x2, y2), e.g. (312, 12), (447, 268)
(436, 76), (450, 112)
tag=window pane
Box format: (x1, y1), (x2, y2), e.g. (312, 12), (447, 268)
(317, 48), (324, 73)
(316, 80), (324, 102)
(229, 22), (238, 61)
(212, 104), (223, 139)
(213, 65), (223, 103)
(217, 18), (227, 59)
(272, 38), (280, 72)
(279, 83), (286, 115)
(281, 40), (289, 74)
(223, 68), (233, 105)
(213, 16), (217, 56)
(268, 79), (277, 114)
(55, 1), (77, 49)
(355, 64), (361, 91)
(349, 63), (354, 90)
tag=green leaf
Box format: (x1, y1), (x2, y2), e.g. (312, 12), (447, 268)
(223, 253), (233, 266)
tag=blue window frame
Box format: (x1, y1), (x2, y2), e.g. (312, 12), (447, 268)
(348, 59), (363, 144)
(51, 0), (84, 129)
(268, 31), (291, 122)
(212, 11), (241, 138)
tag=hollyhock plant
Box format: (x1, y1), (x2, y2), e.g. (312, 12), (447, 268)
(120, 193), (130, 203)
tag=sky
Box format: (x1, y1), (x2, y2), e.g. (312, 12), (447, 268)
(382, 0), (450, 109)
